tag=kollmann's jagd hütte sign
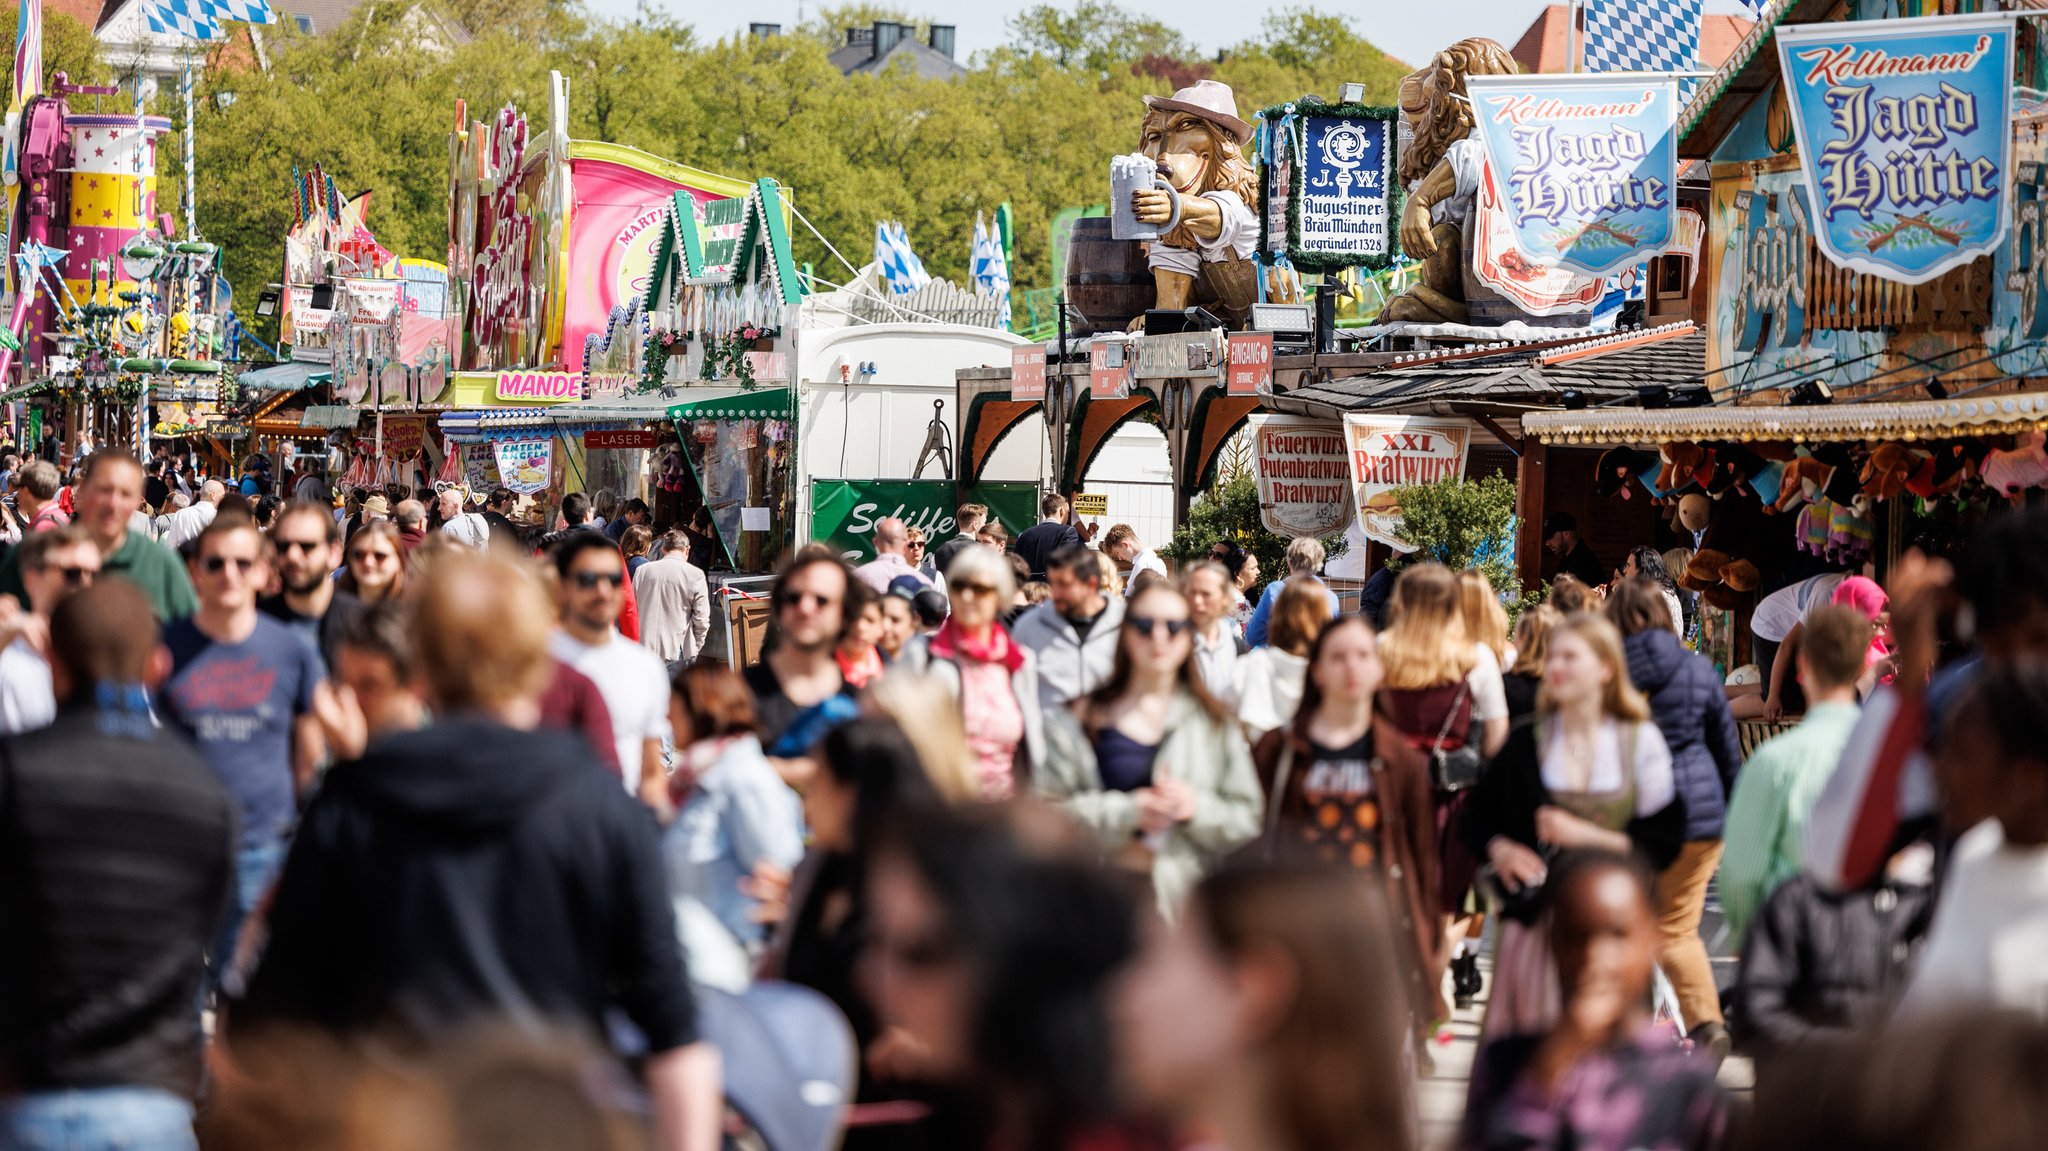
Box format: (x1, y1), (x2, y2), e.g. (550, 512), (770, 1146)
(1342, 414), (1471, 552)
(1464, 75), (1681, 278)
(1250, 415), (1356, 539)
(1775, 13), (2017, 285)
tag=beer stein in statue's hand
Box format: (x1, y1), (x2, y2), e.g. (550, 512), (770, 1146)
(1111, 153), (1181, 241)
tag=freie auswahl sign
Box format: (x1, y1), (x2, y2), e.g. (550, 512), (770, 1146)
(1775, 13), (2017, 285)
(1464, 74), (1679, 278)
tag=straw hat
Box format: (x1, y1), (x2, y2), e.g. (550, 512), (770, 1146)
(1142, 80), (1253, 146)
(362, 495), (390, 518)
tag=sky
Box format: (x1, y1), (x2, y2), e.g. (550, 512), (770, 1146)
(636, 0), (1759, 72)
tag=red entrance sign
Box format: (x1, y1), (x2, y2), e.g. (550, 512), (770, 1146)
(1011, 344), (1047, 401)
(585, 429), (662, 450)
(1227, 332), (1274, 396)
(1089, 339), (1131, 400)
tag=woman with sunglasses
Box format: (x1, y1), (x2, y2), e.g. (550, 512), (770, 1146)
(897, 544), (1043, 799)
(336, 521), (407, 604)
(1039, 582), (1262, 919)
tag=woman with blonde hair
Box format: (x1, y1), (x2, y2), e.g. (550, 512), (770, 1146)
(1457, 569), (1512, 671)
(1237, 576), (1336, 738)
(1377, 563), (1511, 1008)
(1461, 612), (1683, 1041)
(1502, 604), (1563, 721)
(861, 673), (979, 803)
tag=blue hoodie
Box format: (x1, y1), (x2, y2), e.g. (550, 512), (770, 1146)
(1624, 628), (1742, 841)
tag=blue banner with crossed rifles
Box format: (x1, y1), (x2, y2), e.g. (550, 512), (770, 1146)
(1776, 13), (2017, 286)
(1463, 75), (1680, 279)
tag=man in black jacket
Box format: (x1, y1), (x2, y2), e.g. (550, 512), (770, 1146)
(238, 550), (721, 1151)
(0, 581), (236, 1149)
(1013, 492), (1083, 582)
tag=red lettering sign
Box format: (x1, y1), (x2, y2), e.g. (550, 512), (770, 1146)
(1090, 340), (1131, 400)
(584, 429), (662, 450)
(1012, 344), (1047, 401)
(1227, 332), (1274, 396)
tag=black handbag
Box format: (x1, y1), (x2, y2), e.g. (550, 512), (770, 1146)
(1477, 843), (1559, 924)
(1428, 680), (1484, 792)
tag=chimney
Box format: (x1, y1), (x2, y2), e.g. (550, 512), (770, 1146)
(873, 20), (901, 59)
(748, 22), (780, 38)
(928, 24), (955, 59)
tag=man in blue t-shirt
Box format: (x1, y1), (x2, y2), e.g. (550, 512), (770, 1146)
(160, 511), (326, 991)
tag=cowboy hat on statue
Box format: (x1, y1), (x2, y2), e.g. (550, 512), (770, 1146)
(1130, 80), (1260, 331)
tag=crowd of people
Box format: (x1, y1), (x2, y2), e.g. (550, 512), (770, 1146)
(3, 450), (2047, 1151)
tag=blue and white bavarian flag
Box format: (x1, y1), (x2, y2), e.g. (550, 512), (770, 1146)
(874, 220), (931, 296)
(970, 214), (1012, 330)
(144, 0), (274, 40)
(1584, 0), (1703, 100)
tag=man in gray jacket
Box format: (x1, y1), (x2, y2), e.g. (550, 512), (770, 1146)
(1011, 544), (1125, 709)
(635, 529), (713, 674)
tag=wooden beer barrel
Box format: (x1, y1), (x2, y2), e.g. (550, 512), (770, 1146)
(1065, 217), (1153, 334)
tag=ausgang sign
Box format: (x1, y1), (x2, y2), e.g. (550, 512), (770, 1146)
(494, 370), (582, 403)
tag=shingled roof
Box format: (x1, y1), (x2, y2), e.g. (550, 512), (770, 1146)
(1272, 325), (1703, 417)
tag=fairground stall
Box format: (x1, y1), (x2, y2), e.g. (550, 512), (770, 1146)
(1513, 2), (2048, 678)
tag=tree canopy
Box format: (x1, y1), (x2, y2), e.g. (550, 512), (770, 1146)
(152, 0), (1408, 307)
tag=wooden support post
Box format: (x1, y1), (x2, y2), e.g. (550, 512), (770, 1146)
(1516, 436), (1548, 592)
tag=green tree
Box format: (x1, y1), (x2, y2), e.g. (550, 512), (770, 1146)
(1161, 472), (1344, 598)
(2, 10), (108, 102)
(1383, 474), (1532, 612)
(1007, 1), (1194, 72)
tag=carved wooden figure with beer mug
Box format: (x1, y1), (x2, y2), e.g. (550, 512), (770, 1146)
(1116, 80), (1261, 331)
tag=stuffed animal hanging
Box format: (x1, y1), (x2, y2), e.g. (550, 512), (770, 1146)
(1860, 442), (1927, 501)
(1980, 431), (2048, 496)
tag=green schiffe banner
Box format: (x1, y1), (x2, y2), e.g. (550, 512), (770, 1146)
(810, 480), (1038, 564)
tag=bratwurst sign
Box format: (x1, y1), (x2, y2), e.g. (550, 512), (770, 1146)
(1341, 415), (1470, 552)
(1775, 14), (2016, 285)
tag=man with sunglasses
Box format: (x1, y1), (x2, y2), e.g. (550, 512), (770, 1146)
(258, 500), (362, 673)
(0, 526), (102, 734)
(549, 532), (671, 809)
(161, 511), (329, 990)
(745, 548), (854, 766)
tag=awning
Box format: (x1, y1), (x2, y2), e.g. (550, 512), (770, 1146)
(666, 386), (792, 422)
(238, 361), (331, 393)
(546, 390), (732, 422)
(1523, 389), (2048, 446)
(300, 405), (361, 429)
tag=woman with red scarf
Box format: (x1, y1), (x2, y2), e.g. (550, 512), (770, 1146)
(897, 544), (1044, 799)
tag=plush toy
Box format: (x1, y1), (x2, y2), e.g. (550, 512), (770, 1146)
(1687, 548), (1731, 586)
(1703, 584), (1745, 612)
(1860, 442), (1927, 501)
(1775, 455), (1834, 511)
(1656, 442), (1714, 495)
(656, 445), (689, 493)
(1674, 493), (1712, 537)
(1981, 431), (2048, 496)
(1720, 558), (1761, 592)
(1595, 446), (1663, 500)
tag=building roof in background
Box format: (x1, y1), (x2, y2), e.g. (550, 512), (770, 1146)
(828, 22), (966, 80)
(1508, 4), (1754, 74)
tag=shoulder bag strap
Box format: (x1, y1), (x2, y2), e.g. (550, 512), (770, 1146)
(1431, 679), (1471, 759)
(1264, 739), (1297, 854)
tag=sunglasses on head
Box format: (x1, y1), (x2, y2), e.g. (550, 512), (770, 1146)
(572, 571), (625, 590)
(202, 555), (259, 575)
(1127, 614), (1191, 639)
